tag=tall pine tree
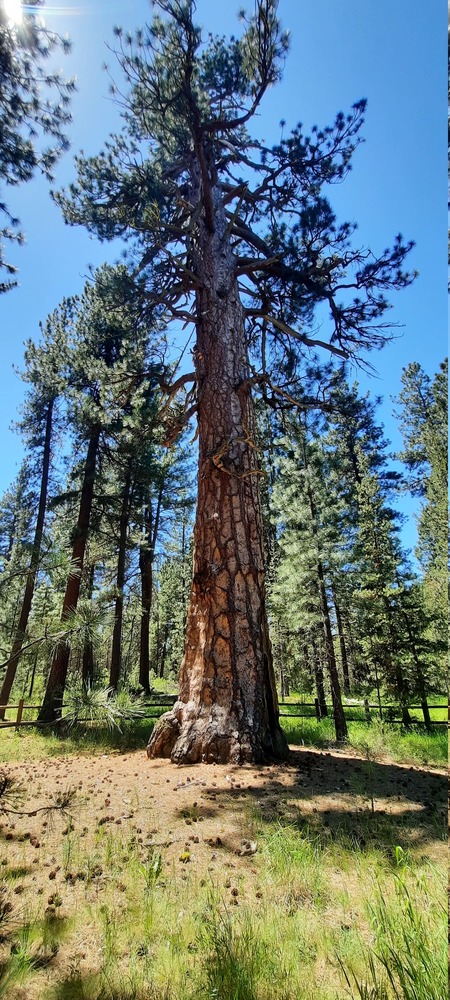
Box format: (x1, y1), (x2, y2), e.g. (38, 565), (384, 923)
(54, 0), (414, 762)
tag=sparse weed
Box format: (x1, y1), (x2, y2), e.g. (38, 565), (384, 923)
(198, 902), (264, 1000)
(338, 870), (447, 1000)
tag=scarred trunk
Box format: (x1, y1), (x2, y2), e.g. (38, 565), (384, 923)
(38, 424), (100, 723)
(147, 165), (287, 764)
(0, 399), (54, 719)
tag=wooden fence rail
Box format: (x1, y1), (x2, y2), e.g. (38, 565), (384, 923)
(0, 694), (446, 730)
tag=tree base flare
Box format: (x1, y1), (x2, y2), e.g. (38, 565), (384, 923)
(146, 703), (289, 765)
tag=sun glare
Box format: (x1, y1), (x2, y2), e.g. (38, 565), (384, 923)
(3, 0), (22, 24)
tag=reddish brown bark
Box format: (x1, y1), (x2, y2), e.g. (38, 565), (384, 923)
(147, 166), (287, 764)
(38, 424), (100, 723)
(0, 399), (54, 719)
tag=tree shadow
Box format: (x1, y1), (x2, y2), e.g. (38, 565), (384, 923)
(207, 748), (447, 857)
(45, 970), (100, 999)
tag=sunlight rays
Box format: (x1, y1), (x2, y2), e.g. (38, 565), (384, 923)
(3, 0), (23, 24)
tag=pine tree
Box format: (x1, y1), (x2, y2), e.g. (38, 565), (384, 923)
(395, 359), (448, 690)
(54, 0), (415, 762)
(0, 0), (74, 290)
(38, 265), (162, 721)
(271, 421), (347, 740)
(0, 302), (72, 717)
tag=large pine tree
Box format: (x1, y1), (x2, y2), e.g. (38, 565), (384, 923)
(54, 0), (414, 762)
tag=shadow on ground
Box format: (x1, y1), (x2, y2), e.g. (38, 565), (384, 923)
(202, 747), (447, 855)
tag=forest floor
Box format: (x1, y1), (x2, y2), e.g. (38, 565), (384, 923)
(0, 738), (446, 999)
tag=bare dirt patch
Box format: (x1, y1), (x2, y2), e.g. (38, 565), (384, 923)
(2, 744), (446, 881)
(0, 744), (446, 998)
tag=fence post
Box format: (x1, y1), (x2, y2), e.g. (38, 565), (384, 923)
(314, 698), (321, 721)
(364, 698), (371, 724)
(15, 698), (24, 727)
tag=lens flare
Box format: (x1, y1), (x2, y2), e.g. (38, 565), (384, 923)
(3, 0), (23, 23)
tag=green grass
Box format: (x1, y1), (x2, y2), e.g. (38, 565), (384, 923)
(0, 709), (446, 768)
(280, 716), (447, 767)
(338, 869), (447, 999)
(0, 748), (446, 1000)
(1, 828), (443, 999)
(0, 717), (154, 761)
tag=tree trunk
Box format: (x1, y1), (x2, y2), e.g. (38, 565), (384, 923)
(317, 565), (347, 740)
(302, 447), (347, 741)
(0, 399), (54, 719)
(277, 621), (289, 699)
(147, 165), (288, 764)
(81, 563), (95, 691)
(109, 471), (132, 691)
(330, 582), (351, 694)
(158, 622), (170, 680)
(399, 600), (431, 730)
(139, 479), (165, 693)
(139, 526), (153, 694)
(38, 424), (100, 723)
(310, 638), (328, 717)
(381, 594), (412, 727)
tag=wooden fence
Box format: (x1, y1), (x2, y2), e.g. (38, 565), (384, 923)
(278, 699), (447, 726)
(0, 695), (446, 729)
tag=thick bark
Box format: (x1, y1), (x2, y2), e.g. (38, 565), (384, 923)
(0, 400), (54, 719)
(109, 471), (132, 691)
(147, 167), (288, 764)
(38, 425), (100, 723)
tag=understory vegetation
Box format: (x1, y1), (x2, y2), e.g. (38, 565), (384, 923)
(0, 725), (446, 1000)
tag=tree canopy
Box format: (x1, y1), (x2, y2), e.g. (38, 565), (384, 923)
(0, 0), (74, 291)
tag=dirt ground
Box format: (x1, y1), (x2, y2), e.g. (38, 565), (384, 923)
(0, 744), (446, 998)
(2, 743), (446, 875)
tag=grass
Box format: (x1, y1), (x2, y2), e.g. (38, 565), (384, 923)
(0, 691), (446, 996)
(0, 718), (153, 761)
(0, 818), (444, 1000)
(338, 868), (447, 999)
(280, 715), (447, 768)
(1, 700), (447, 768)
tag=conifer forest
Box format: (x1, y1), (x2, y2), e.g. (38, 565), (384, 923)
(0, 2), (447, 998)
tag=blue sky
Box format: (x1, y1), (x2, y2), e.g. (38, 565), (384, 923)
(0, 0), (447, 551)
